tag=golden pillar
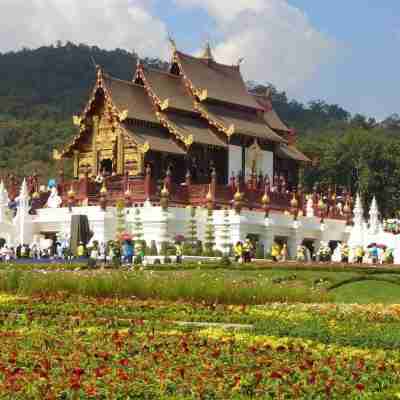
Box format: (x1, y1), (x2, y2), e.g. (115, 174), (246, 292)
(73, 150), (79, 178)
(117, 130), (124, 175)
(92, 116), (99, 176)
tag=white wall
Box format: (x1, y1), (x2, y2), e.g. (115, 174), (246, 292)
(260, 150), (274, 180)
(228, 145), (242, 179)
(244, 149), (274, 179)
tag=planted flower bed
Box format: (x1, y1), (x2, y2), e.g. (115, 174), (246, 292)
(0, 294), (400, 398)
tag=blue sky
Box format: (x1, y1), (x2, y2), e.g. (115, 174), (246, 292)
(1, 0), (398, 120)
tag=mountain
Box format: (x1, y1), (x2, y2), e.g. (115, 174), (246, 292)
(0, 42), (168, 176)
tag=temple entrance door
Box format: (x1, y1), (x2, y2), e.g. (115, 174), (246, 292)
(100, 159), (113, 175)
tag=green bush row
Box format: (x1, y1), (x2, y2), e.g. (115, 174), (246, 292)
(0, 270), (331, 304)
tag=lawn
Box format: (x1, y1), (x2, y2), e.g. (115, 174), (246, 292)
(1, 264), (400, 398)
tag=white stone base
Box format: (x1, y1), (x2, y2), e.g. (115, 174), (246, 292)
(0, 204), (350, 259)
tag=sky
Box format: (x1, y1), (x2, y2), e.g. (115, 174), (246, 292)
(0, 0), (399, 120)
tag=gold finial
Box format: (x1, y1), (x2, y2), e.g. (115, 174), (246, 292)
(206, 185), (213, 201)
(226, 124), (235, 137)
(168, 34), (177, 52)
(234, 188), (242, 201)
(118, 109), (129, 122)
(160, 98), (170, 110)
(261, 192), (270, 205)
(52, 149), (61, 161)
(201, 41), (214, 60)
(100, 182), (108, 195)
(290, 193), (298, 208)
(198, 89), (208, 101)
(184, 135), (194, 148)
(161, 184), (169, 197)
(68, 186), (75, 198)
(32, 191), (40, 199)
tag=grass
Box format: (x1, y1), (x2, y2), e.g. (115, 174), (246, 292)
(0, 266), (400, 304)
(334, 280), (400, 304)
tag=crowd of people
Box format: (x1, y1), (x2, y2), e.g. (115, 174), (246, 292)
(0, 236), (395, 265)
(0, 239), (145, 265)
(233, 239), (255, 263)
(310, 241), (393, 264)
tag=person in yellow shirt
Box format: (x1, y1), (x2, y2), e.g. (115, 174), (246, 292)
(271, 242), (281, 262)
(355, 246), (364, 264)
(296, 245), (305, 262)
(341, 244), (349, 263)
(175, 242), (183, 264)
(234, 241), (243, 263)
(76, 242), (86, 259)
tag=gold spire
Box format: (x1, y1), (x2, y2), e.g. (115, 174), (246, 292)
(201, 41), (214, 60)
(206, 185), (213, 201)
(161, 184), (169, 197)
(100, 181), (108, 195)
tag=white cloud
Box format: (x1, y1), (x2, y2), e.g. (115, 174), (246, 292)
(175, 0), (336, 93)
(0, 0), (169, 57)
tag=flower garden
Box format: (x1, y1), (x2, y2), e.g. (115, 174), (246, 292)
(1, 264), (400, 398)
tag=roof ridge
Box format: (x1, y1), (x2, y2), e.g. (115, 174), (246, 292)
(143, 66), (182, 79)
(104, 73), (145, 89)
(176, 50), (239, 70)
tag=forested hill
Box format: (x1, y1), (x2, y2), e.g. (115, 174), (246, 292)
(0, 42), (400, 215)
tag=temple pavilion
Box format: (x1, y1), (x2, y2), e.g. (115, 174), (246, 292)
(0, 42), (355, 254)
(58, 41), (309, 202)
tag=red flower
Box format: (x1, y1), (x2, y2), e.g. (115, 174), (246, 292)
(85, 385), (97, 396)
(95, 367), (107, 378)
(308, 374), (316, 385)
(254, 371), (263, 385)
(177, 367), (185, 378)
(119, 358), (129, 367)
(70, 377), (81, 390)
(270, 371), (283, 379)
(212, 348), (221, 358)
(355, 383), (365, 392)
(72, 367), (85, 377)
(118, 369), (129, 381)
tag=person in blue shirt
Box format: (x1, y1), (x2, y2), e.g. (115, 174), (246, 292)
(369, 244), (378, 264)
(122, 240), (134, 264)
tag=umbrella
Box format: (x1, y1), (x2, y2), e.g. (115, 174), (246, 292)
(120, 232), (133, 241)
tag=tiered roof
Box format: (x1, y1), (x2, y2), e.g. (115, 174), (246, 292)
(62, 42), (309, 162)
